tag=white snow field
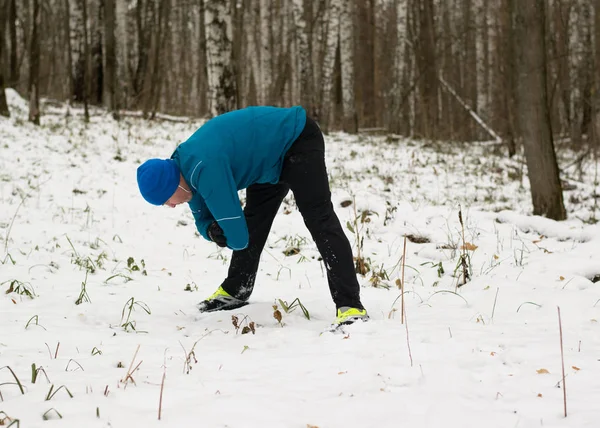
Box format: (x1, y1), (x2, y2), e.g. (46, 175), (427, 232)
(1, 90), (599, 428)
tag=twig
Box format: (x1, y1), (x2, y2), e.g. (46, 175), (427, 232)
(401, 236), (407, 324)
(3, 197), (26, 255)
(491, 287), (499, 321)
(158, 366), (166, 420)
(557, 306), (567, 418)
(54, 342), (60, 359)
(404, 302), (413, 367)
(122, 345), (141, 388)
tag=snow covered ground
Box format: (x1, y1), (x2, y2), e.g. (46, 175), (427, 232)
(1, 90), (599, 428)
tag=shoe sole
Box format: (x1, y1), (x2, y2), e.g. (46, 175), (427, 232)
(197, 300), (249, 313)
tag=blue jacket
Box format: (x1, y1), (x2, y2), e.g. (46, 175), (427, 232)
(171, 106), (307, 250)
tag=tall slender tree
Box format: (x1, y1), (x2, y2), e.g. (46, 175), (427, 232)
(339, 0), (356, 132)
(514, 0), (566, 220)
(0, 0), (10, 117)
(205, 0), (236, 115)
(260, 0), (271, 105)
(414, 0), (437, 138)
(29, 0), (41, 124)
(319, 0), (340, 132)
(82, 0), (90, 121)
(292, 0), (314, 116)
(104, 0), (118, 118)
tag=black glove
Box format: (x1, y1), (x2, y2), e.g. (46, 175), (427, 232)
(207, 221), (227, 248)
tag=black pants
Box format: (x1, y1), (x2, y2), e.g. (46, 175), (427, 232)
(219, 117), (364, 311)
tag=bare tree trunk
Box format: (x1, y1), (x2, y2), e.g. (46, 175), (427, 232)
(319, 0), (340, 132)
(292, 0), (314, 116)
(104, 0), (118, 118)
(260, 0), (271, 104)
(82, 0), (90, 121)
(356, 0), (376, 128)
(28, 0), (41, 124)
(514, 0), (566, 220)
(0, 0), (10, 117)
(390, 0), (408, 134)
(593, 0), (600, 148)
(68, 0), (85, 102)
(8, 0), (18, 87)
(146, 0), (170, 118)
(205, 0), (236, 116)
(115, 0), (129, 109)
(340, 0), (356, 132)
(414, 0), (438, 139)
(133, 0), (152, 108)
(463, 0), (477, 138)
(198, 0), (208, 115)
(246, 0), (260, 104)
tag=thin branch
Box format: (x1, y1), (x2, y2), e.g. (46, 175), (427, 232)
(557, 306), (567, 418)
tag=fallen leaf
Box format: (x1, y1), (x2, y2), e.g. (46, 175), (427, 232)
(572, 366), (580, 371)
(559, 276), (565, 281)
(490, 352), (496, 356)
(461, 242), (478, 251)
(536, 368), (550, 374)
(591, 319), (598, 323)
(493, 254), (499, 260)
(11, 298), (16, 304)
(537, 393), (543, 398)
(338, 371), (347, 375)
(307, 425), (320, 428)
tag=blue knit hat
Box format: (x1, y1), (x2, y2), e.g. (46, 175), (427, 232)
(137, 158), (180, 206)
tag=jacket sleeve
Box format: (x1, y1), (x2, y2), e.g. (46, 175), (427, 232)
(188, 195), (214, 242)
(192, 157), (248, 250)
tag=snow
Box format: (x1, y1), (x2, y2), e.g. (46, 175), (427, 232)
(1, 93), (600, 428)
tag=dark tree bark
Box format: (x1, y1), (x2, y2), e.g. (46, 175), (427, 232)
(198, 0), (208, 116)
(0, 0), (10, 117)
(133, 0), (153, 106)
(499, 0), (516, 156)
(82, 0), (90, 121)
(414, 0), (438, 139)
(148, 0), (170, 118)
(8, 0), (18, 87)
(356, 0), (376, 128)
(514, 0), (566, 220)
(593, 0), (600, 148)
(28, 0), (41, 124)
(104, 0), (118, 118)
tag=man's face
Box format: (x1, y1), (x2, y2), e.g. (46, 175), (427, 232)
(164, 184), (192, 208)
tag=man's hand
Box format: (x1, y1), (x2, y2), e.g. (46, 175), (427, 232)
(207, 221), (227, 248)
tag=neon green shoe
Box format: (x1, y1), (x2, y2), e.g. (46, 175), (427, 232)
(335, 307), (369, 325)
(197, 286), (248, 313)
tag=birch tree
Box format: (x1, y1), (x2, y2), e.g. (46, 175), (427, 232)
(292, 0), (313, 115)
(514, 0), (566, 220)
(205, 0), (236, 115)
